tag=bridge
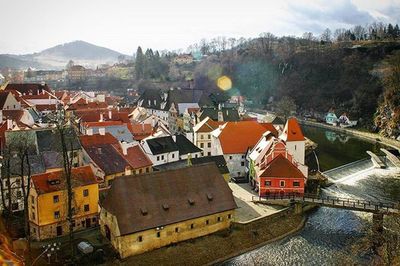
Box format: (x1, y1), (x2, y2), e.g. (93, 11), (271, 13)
(252, 194), (400, 215)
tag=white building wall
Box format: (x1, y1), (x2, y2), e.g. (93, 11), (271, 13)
(285, 141), (305, 165)
(224, 154), (246, 178)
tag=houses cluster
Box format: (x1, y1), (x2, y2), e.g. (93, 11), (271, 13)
(325, 109), (357, 128)
(0, 83), (309, 259)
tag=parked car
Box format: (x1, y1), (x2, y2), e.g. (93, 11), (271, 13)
(77, 241), (94, 255)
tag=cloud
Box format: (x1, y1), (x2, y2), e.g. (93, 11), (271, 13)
(285, 0), (376, 33)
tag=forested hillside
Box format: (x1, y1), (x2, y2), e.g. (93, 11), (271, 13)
(185, 23), (400, 135)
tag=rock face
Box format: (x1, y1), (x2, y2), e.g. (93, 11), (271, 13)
(374, 104), (400, 139)
(374, 52), (400, 139)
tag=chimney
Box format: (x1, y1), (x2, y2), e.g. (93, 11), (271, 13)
(99, 128), (106, 135)
(108, 110), (112, 120)
(87, 128), (93, 135)
(121, 142), (128, 155)
(218, 111), (223, 122)
(6, 119), (12, 130)
(99, 113), (104, 122)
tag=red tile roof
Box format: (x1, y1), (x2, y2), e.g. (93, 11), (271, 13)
(112, 144), (153, 169)
(5, 83), (51, 95)
(67, 98), (108, 110)
(280, 117), (305, 141)
(128, 123), (153, 140)
(80, 133), (119, 147)
(35, 104), (57, 112)
(197, 119), (224, 133)
(83, 121), (123, 128)
(259, 154), (305, 179)
(31, 166), (97, 194)
(75, 109), (129, 123)
(218, 121), (277, 154)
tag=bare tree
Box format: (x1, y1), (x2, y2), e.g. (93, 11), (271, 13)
(353, 25), (367, 41)
(320, 28), (332, 43)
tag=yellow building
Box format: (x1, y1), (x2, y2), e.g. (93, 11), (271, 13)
(29, 166), (99, 241)
(100, 163), (237, 258)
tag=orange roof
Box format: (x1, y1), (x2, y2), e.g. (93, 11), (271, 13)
(281, 117), (305, 141)
(112, 144), (153, 169)
(197, 119), (225, 133)
(129, 123), (153, 140)
(259, 154), (305, 179)
(218, 121), (277, 154)
(83, 121), (123, 128)
(31, 166), (97, 194)
(80, 133), (119, 147)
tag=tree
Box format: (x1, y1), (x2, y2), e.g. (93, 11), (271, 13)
(66, 60), (74, 70)
(353, 25), (366, 40)
(275, 96), (297, 120)
(320, 28), (332, 43)
(135, 46), (145, 80)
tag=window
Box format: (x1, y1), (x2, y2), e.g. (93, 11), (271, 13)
(228, 214), (232, 219)
(31, 212), (35, 220)
(92, 217), (96, 222)
(172, 153), (175, 159)
(156, 232), (160, 238)
(242, 155), (245, 159)
(200, 143), (204, 148)
(84, 204), (90, 212)
(83, 189), (89, 197)
(175, 227), (179, 233)
(157, 156), (160, 161)
(208, 152), (211, 156)
(208, 134), (211, 139)
(265, 181), (271, 186)
(293, 181), (300, 187)
(139, 169), (142, 174)
(207, 142), (211, 148)
(161, 155), (165, 160)
(200, 135), (204, 140)
(146, 167), (150, 173)
(190, 223), (194, 229)
(229, 156), (232, 160)
(205, 220), (209, 225)
(31, 195), (35, 204)
(295, 145), (297, 151)
(217, 217), (221, 222)
(138, 236), (143, 242)
(241, 162), (245, 166)
(280, 181), (285, 187)
(53, 195), (59, 203)
(54, 211), (60, 219)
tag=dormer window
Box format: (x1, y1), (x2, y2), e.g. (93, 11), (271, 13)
(140, 207), (148, 216)
(206, 193), (213, 201)
(188, 198), (195, 205)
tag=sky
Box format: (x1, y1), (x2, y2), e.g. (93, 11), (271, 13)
(1, 0), (400, 55)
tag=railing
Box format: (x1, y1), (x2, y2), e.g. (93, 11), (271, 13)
(252, 193), (399, 214)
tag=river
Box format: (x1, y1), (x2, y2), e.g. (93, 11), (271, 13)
(223, 125), (400, 265)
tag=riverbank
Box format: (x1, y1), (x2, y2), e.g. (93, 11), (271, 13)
(300, 120), (400, 150)
(115, 208), (305, 266)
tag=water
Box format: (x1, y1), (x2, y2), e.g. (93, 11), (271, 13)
(224, 125), (400, 266)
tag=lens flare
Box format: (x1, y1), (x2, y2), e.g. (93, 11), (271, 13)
(217, 76), (232, 91)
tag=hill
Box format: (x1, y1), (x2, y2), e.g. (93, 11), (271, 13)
(0, 40), (127, 69)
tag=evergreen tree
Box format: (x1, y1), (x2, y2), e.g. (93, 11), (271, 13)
(394, 24), (400, 39)
(387, 23), (394, 39)
(135, 46), (145, 80)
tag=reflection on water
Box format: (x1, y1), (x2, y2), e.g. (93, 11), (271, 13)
(223, 126), (399, 266)
(303, 126), (383, 171)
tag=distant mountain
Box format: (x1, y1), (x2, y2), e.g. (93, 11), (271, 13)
(0, 40), (128, 70)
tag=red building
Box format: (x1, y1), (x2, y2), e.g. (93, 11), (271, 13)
(257, 141), (306, 196)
